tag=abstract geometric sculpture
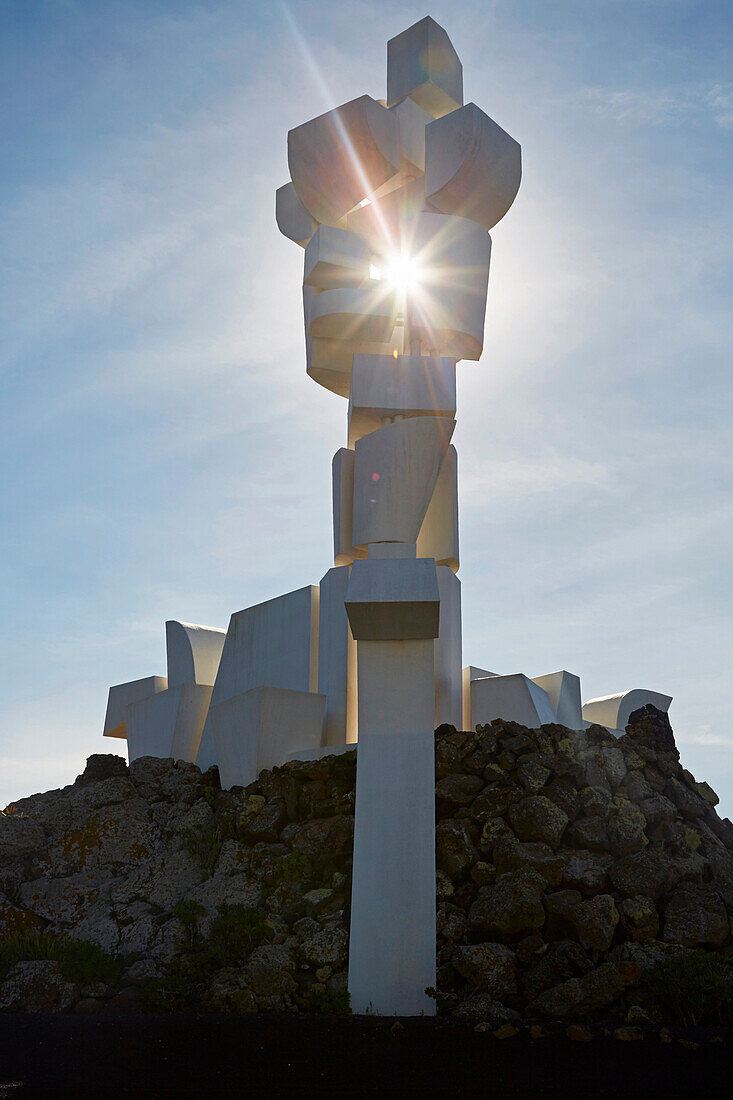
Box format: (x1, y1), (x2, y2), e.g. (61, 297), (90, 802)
(101, 14), (674, 1018)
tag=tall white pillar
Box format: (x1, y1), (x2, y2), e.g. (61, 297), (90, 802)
(345, 556), (438, 1015)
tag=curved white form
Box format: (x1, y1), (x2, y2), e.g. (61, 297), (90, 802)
(394, 212), (492, 360)
(304, 226), (371, 291)
(416, 444), (459, 572)
(275, 181), (318, 248)
(307, 284), (397, 344)
(352, 416), (455, 547)
(165, 621), (226, 689)
(425, 102), (522, 231)
(288, 95), (399, 226)
(582, 690), (673, 734)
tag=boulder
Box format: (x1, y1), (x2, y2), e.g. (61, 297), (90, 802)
(450, 943), (517, 1001)
(508, 797), (568, 848)
(0, 961), (77, 1013)
(662, 883), (729, 947)
(435, 774), (484, 805)
(280, 816), (354, 863)
(468, 870), (546, 938)
(436, 820), (477, 877)
(530, 960), (640, 1019)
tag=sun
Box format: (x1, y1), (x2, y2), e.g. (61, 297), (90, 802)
(384, 253), (422, 293)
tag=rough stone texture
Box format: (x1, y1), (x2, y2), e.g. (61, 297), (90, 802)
(450, 943), (517, 1001)
(2, 707), (732, 1024)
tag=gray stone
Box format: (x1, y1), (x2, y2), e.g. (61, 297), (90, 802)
(0, 961), (77, 1012)
(451, 943), (517, 1001)
(468, 870), (546, 938)
(436, 819), (477, 877)
(508, 796), (568, 847)
(662, 883), (729, 947)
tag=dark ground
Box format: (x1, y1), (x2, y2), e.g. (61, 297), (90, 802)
(0, 1015), (731, 1099)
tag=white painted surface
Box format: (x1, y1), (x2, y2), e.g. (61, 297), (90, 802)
(349, 638), (436, 1016)
(288, 95), (399, 226)
(275, 181), (317, 248)
(425, 102), (522, 231)
(434, 566), (462, 728)
(582, 689), (672, 733)
(165, 621), (226, 688)
(196, 585), (320, 771)
(318, 566), (354, 747)
(125, 683), (212, 764)
(417, 444), (459, 572)
(304, 225), (370, 290)
(387, 16), (463, 118)
(532, 670), (583, 730)
(348, 353), (456, 447)
(388, 95), (434, 173)
(345, 557), (440, 641)
(103, 676), (168, 739)
(332, 448), (365, 567)
(461, 666), (498, 731)
(210, 685), (326, 790)
(404, 212), (492, 361)
(308, 284), (397, 344)
(471, 672), (556, 729)
(352, 417), (455, 547)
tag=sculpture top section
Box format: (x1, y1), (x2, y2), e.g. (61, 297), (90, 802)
(276, 16), (522, 395)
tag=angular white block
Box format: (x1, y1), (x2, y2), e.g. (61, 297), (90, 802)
(304, 226), (371, 290)
(165, 621), (226, 689)
(288, 95), (399, 225)
(582, 690), (672, 734)
(103, 675), (168, 739)
(332, 448), (366, 567)
(349, 638), (436, 1015)
(345, 176), (427, 253)
(532, 671), (582, 730)
(471, 673), (556, 730)
(425, 103), (522, 230)
(416, 444), (459, 572)
(318, 566), (357, 747)
(306, 334), (354, 398)
(434, 566), (462, 728)
(125, 684), (213, 764)
(348, 353), (456, 447)
(275, 181), (318, 247)
(389, 95), (434, 173)
(352, 416), (455, 548)
(345, 557), (440, 641)
(210, 686), (326, 790)
(197, 586), (320, 771)
(462, 666), (498, 731)
(387, 16), (463, 119)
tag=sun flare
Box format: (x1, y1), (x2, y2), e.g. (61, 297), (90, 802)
(385, 253), (422, 293)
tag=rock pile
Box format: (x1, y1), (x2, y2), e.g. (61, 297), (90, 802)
(1, 706), (732, 1025)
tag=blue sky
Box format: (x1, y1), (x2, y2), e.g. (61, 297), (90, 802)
(1, 0), (731, 814)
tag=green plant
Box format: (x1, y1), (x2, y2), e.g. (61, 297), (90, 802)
(272, 851), (311, 883)
(202, 787), (217, 809)
(0, 933), (123, 985)
(173, 899), (206, 948)
(206, 904), (272, 967)
(182, 825), (222, 875)
(640, 950), (733, 1027)
(302, 984), (351, 1015)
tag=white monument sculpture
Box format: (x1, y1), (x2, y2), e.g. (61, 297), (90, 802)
(102, 17), (672, 1015)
